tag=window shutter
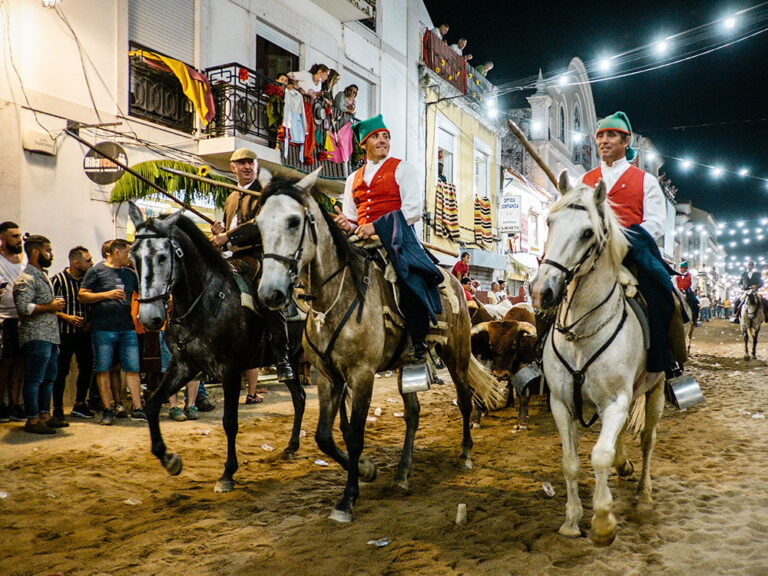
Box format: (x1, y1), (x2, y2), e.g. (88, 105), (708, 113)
(343, 68), (373, 120)
(129, 0), (195, 64)
(255, 20), (300, 56)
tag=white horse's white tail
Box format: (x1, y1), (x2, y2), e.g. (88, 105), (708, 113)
(467, 355), (507, 408)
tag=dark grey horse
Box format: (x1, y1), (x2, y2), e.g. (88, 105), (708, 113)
(128, 203), (306, 493)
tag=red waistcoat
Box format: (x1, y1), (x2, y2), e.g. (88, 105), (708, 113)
(582, 165), (645, 228)
(352, 158), (402, 225)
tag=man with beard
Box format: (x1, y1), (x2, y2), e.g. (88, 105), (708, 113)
(0, 221), (26, 423)
(13, 235), (66, 433)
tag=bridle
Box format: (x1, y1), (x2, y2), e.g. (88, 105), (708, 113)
(262, 203), (318, 289)
(133, 231), (183, 305)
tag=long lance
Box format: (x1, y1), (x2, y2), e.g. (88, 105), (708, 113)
(160, 166), (261, 198)
(64, 129), (216, 225)
(506, 120), (558, 188)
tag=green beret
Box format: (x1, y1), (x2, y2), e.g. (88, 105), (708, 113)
(352, 114), (389, 145)
(596, 111), (637, 162)
(679, 261), (688, 268)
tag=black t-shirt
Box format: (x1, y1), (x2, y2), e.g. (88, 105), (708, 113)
(81, 262), (137, 331)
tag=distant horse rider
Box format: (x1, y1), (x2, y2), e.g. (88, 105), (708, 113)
(675, 261), (700, 325)
(578, 111), (684, 374)
(730, 259), (767, 323)
(333, 114), (443, 366)
(211, 148), (294, 382)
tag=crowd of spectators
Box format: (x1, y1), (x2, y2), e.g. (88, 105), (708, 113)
(0, 222), (217, 435)
(429, 23), (494, 78)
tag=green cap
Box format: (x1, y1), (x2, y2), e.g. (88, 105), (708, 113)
(679, 261), (688, 268)
(596, 111), (637, 162)
(352, 114), (389, 145)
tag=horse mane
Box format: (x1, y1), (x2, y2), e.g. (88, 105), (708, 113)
(261, 176), (366, 287)
(161, 213), (233, 277)
(549, 184), (628, 267)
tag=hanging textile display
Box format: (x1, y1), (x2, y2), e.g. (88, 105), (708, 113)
(474, 196), (493, 245)
(434, 181), (460, 240)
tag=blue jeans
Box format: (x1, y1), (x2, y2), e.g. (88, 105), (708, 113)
(92, 330), (140, 373)
(23, 341), (59, 418)
(160, 331), (208, 400)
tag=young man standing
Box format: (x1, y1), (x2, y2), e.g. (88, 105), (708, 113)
(79, 239), (146, 425)
(51, 246), (94, 419)
(0, 221), (26, 423)
(13, 235), (66, 434)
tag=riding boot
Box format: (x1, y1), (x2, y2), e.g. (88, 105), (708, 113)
(264, 308), (295, 382)
(411, 338), (428, 365)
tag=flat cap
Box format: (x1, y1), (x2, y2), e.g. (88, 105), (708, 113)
(230, 148), (257, 162)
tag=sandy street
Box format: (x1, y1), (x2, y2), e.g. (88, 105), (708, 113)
(2, 318), (768, 576)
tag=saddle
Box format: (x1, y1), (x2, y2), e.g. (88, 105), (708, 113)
(229, 256), (305, 321)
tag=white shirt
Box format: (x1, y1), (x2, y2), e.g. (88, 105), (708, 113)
(431, 27), (444, 39)
(577, 157), (666, 240)
(342, 155), (422, 226)
(288, 71), (321, 94)
(700, 296), (711, 308)
(0, 253), (24, 319)
(450, 44), (463, 55)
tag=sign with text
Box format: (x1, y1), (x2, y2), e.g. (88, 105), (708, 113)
(498, 194), (522, 233)
(83, 142), (127, 185)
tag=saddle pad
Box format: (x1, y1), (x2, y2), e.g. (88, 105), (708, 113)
(626, 296), (651, 351)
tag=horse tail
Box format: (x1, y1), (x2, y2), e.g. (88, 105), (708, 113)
(467, 355), (507, 409)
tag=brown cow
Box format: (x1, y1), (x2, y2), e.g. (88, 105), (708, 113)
(471, 310), (540, 427)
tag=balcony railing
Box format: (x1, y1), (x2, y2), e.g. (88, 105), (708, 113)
(422, 29), (466, 93)
(129, 50), (195, 134)
(204, 63), (273, 143)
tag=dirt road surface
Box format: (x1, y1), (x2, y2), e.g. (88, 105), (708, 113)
(2, 318), (767, 575)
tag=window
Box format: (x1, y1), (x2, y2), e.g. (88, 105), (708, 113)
(573, 104), (581, 149)
(343, 68), (373, 120)
(436, 122), (457, 184)
(255, 21), (300, 80)
(129, 0), (194, 64)
(558, 106), (565, 143)
(474, 149), (490, 198)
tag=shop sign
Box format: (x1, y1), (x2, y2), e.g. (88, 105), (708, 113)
(498, 194), (522, 233)
(83, 142), (127, 185)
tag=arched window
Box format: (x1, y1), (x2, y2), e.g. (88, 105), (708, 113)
(573, 105), (581, 134)
(558, 106), (565, 142)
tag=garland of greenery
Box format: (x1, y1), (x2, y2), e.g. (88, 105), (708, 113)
(110, 160), (233, 209)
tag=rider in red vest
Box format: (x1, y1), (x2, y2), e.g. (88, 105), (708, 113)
(333, 115), (436, 364)
(579, 111), (680, 374)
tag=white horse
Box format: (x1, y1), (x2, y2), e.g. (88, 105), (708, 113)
(531, 172), (666, 546)
(740, 288), (764, 360)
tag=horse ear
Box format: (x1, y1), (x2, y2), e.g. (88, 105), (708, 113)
(258, 167), (272, 190)
(295, 167), (323, 192)
(557, 170), (571, 195)
(161, 209), (184, 229)
(594, 179), (607, 207)
(128, 202), (144, 228)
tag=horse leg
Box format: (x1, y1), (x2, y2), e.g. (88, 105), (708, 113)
(590, 398), (629, 546)
(613, 420), (634, 477)
(214, 370), (241, 493)
(551, 395), (582, 537)
(446, 358), (474, 470)
(637, 377), (665, 509)
(147, 360), (192, 476)
(744, 327), (750, 360)
(314, 373), (349, 470)
(281, 358), (306, 459)
(752, 328), (759, 359)
(393, 389), (420, 492)
(330, 380), (373, 523)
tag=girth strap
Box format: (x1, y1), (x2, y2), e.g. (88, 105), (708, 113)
(550, 302), (629, 427)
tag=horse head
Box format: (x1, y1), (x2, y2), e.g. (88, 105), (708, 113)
(256, 168), (323, 310)
(128, 202), (183, 331)
(531, 170), (627, 310)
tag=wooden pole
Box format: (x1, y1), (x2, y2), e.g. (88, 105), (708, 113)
(160, 166), (261, 198)
(506, 120), (558, 188)
(64, 129), (216, 225)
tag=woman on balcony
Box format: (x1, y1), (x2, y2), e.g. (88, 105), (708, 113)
(288, 64), (329, 98)
(333, 84), (358, 125)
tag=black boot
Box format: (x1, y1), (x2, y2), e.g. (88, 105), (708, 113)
(411, 339), (428, 364)
(265, 308), (294, 382)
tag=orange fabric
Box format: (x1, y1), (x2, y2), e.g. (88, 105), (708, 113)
(351, 158), (402, 225)
(131, 292), (167, 333)
(583, 165), (645, 228)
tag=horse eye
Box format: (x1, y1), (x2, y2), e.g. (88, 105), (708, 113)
(582, 229), (594, 240)
(287, 216), (301, 229)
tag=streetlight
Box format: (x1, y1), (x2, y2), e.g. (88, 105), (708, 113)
(655, 40), (669, 54)
(681, 158), (692, 170)
(712, 166), (723, 177)
(724, 16), (737, 29)
(598, 58), (612, 72)
(739, 168), (749, 177)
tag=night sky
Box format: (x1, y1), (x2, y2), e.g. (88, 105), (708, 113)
(424, 1), (768, 261)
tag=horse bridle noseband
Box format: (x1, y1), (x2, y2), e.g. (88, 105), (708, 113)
(133, 232), (184, 305)
(262, 204), (318, 289)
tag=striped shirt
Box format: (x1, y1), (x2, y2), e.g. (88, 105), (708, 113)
(51, 268), (88, 335)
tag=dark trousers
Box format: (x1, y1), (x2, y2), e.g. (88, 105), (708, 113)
(626, 228), (675, 373)
(53, 331), (93, 411)
(399, 283), (430, 346)
(264, 308), (289, 362)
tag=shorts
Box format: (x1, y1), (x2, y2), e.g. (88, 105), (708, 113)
(92, 330), (140, 373)
(1, 318), (21, 359)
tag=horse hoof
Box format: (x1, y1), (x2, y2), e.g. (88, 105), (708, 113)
(164, 453), (183, 476)
(591, 527), (617, 547)
(214, 479), (234, 493)
(393, 475), (409, 492)
(745, 356), (751, 361)
(359, 456), (377, 483)
(558, 523), (582, 538)
(281, 450), (297, 461)
(617, 460), (634, 477)
(591, 513), (617, 546)
(329, 508), (353, 523)
(460, 458), (473, 470)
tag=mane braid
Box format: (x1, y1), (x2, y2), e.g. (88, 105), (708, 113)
(163, 214), (233, 277)
(261, 177), (366, 292)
